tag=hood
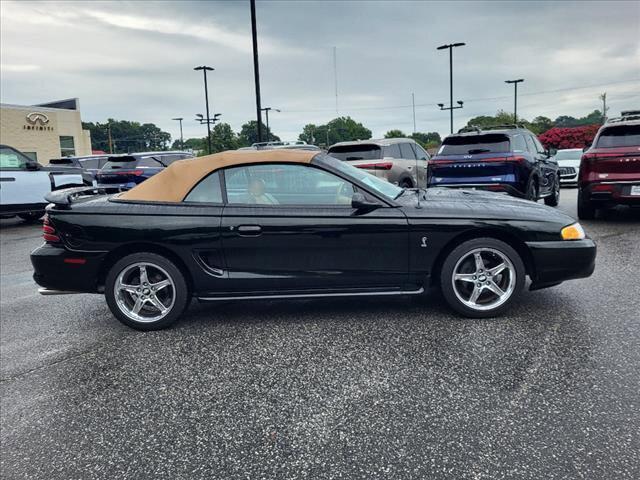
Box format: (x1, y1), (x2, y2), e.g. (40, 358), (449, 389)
(395, 187), (575, 224)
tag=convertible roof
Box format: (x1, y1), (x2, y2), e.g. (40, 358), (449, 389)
(118, 149), (319, 203)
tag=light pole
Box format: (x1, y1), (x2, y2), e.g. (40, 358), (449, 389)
(505, 79), (524, 124)
(194, 65), (214, 154)
(171, 117), (184, 149)
(250, 0), (263, 143)
(260, 107), (280, 140)
(437, 42), (466, 134)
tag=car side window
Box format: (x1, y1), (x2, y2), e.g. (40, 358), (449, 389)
(184, 171), (223, 203)
(524, 135), (537, 155)
(412, 143), (429, 160)
(224, 163), (355, 206)
(532, 135), (546, 154)
(137, 156), (163, 167)
(512, 134), (527, 152)
(0, 147), (29, 170)
(399, 143), (416, 160)
(383, 144), (401, 159)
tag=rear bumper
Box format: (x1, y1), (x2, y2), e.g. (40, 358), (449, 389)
(580, 181), (640, 206)
(526, 239), (596, 289)
(31, 243), (107, 293)
(430, 182), (525, 197)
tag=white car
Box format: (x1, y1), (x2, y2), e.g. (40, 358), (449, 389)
(0, 144), (85, 221)
(553, 148), (583, 186)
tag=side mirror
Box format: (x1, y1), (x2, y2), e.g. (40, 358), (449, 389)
(25, 161), (41, 171)
(544, 149), (552, 158)
(351, 192), (380, 211)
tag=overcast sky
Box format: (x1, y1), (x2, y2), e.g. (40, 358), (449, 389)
(1, 0), (639, 144)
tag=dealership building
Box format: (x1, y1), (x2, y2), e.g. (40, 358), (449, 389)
(0, 98), (92, 163)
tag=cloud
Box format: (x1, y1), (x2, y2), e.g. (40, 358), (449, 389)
(1, 64), (41, 72)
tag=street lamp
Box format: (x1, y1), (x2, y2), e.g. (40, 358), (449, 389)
(260, 107), (280, 140)
(505, 79), (524, 124)
(171, 117), (184, 149)
(436, 42), (466, 134)
(194, 65), (214, 154)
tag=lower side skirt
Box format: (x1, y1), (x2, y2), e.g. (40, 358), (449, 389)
(197, 288), (424, 302)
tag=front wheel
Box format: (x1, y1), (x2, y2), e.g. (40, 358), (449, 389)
(440, 238), (526, 318)
(105, 252), (190, 330)
(544, 176), (560, 207)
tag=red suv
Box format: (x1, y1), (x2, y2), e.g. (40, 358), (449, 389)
(578, 112), (640, 219)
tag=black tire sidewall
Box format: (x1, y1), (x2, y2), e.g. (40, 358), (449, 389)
(525, 177), (538, 201)
(577, 188), (596, 220)
(544, 176), (560, 206)
(105, 252), (189, 330)
(440, 238), (526, 318)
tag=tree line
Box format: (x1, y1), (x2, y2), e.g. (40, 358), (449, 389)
(84, 109), (605, 155)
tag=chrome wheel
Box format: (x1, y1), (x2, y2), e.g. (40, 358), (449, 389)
(451, 248), (516, 311)
(114, 262), (175, 323)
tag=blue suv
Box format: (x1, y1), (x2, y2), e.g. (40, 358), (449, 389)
(428, 125), (560, 205)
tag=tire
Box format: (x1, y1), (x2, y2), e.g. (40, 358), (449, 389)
(399, 178), (413, 189)
(105, 252), (190, 330)
(544, 176), (560, 207)
(440, 238), (526, 318)
(525, 177), (538, 202)
(577, 188), (596, 220)
(18, 211), (45, 222)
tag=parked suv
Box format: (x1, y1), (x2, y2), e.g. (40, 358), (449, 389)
(328, 138), (430, 188)
(96, 151), (194, 189)
(577, 112), (640, 219)
(428, 125), (560, 205)
(48, 154), (110, 184)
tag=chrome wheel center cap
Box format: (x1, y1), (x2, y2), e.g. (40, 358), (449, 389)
(142, 288), (150, 295)
(478, 275), (487, 282)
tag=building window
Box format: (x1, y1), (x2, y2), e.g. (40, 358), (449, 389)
(59, 136), (75, 157)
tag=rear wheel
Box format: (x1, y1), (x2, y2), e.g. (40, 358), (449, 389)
(544, 176), (560, 207)
(440, 238), (525, 318)
(105, 252), (189, 330)
(399, 178), (413, 189)
(525, 177), (538, 202)
(577, 188), (596, 220)
(18, 211), (45, 222)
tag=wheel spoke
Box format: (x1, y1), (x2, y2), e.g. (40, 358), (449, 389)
(131, 296), (145, 314)
(149, 296), (168, 314)
(454, 273), (476, 283)
(151, 279), (171, 291)
(139, 265), (149, 285)
(486, 281), (505, 297)
(488, 263), (507, 276)
(119, 283), (139, 295)
(468, 286), (482, 305)
(474, 253), (485, 272)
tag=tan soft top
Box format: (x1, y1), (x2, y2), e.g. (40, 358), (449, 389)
(118, 149), (319, 203)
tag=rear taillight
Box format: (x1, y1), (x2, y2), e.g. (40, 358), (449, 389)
(42, 214), (60, 243)
(355, 162), (393, 170)
(579, 153), (597, 183)
(115, 169), (144, 176)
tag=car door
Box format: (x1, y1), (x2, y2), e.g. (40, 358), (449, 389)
(218, 162), (409, 294)
(0, 146), (51, 211)
(532, 135), (557, 196)
(524, 134), (545, 194)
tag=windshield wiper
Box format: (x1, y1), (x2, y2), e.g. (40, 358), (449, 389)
(394, 188), (407, 200)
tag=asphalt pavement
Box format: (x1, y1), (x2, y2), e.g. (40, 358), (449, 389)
(1, 188), (639, 479)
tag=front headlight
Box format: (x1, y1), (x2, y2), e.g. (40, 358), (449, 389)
(561, 222), (586, 240)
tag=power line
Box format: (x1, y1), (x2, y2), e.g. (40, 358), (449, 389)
(279, 78), (639, 114)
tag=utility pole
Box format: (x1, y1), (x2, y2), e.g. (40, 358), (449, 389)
(250, 0), (263, 143)
(260, 107), (280, 141)
(333, 46), (339, 115)
(600, 92), (608, 123)
(436, 42), (466, 133)
(505, 79), (524, 124)
(107, 122), (113, 154)
(194, 65), (214, 154)
(171, 117), (184, 149)
(412, 92), (417, 133)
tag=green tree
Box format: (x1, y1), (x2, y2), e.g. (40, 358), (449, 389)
(210, 123), (240, 153)
(384, 129), (407, 138)
(410, 132), (441, 148)
(238, 121), (280, 146)
(298, 117), (372, 147)
(529, 116), (554, 135)
(82, 119), (171, 153)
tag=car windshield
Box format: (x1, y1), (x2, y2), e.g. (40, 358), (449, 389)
(328, 144), (382, 161)
(319, 154), (403, 200)
(554, 150), (583, 160)
(596, 124), (640, 148)
(437, 134), (511, 156)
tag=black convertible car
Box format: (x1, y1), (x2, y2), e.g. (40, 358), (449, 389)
(32, 149), (596, 330)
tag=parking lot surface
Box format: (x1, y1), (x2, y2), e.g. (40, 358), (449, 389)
(1, 188), (639, 479)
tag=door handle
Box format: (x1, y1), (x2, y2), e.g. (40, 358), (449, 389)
(237, 225), (262, 236)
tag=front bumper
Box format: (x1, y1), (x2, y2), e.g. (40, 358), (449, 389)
(31, 243), (107, 293)
(526, 239), (596, 290)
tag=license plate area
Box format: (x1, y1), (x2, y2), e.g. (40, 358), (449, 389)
(630, 185), (640, 196)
